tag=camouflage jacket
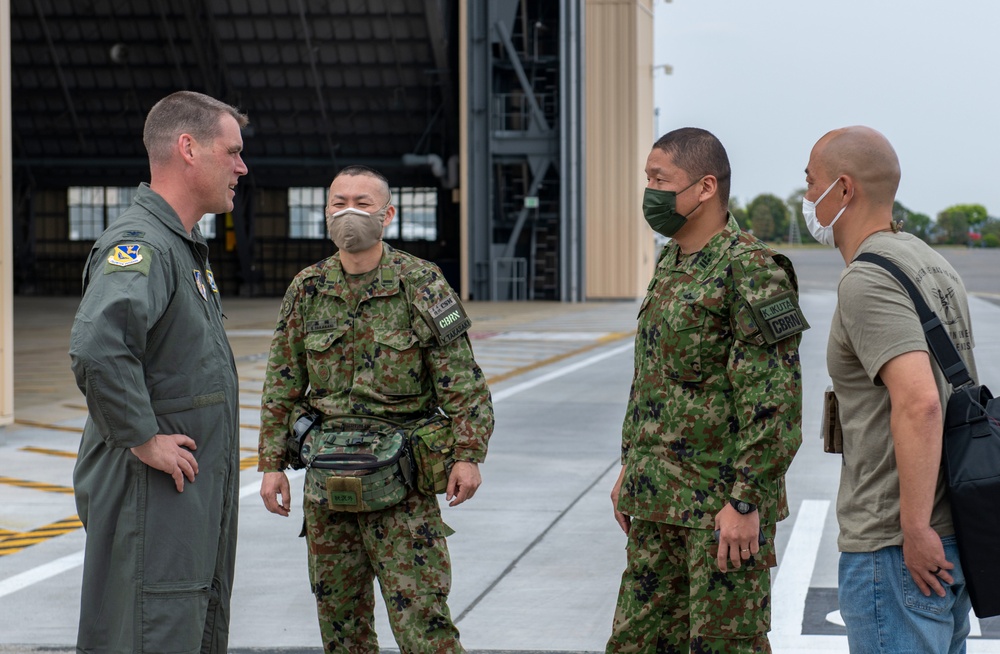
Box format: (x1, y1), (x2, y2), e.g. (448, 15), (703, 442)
(258, 244), (494, 471)
(617, 215), (805, 530)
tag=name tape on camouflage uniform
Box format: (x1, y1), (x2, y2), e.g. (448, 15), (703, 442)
(748, 290), (808, 344)
(426, 294), (471, 345)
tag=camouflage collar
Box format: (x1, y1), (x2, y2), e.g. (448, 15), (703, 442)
(662, 213), (742, 280)
(321, 243), (403, 300)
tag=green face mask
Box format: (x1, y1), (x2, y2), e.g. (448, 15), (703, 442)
(642, 178), (703, 238)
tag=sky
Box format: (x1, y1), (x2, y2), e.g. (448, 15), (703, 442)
(653, 0), (1000, 219)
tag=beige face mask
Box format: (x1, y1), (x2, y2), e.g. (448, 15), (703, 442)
(326, 206), (386, 253)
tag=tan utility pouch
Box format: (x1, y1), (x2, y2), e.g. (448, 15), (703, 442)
(822, 386), (844, 454)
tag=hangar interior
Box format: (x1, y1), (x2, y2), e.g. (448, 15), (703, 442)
(7, 0), (597, 301)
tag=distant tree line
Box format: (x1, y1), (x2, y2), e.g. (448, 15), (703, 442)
(729, 190), (1000, 248)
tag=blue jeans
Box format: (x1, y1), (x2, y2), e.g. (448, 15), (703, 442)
(839, 535), (970, 654)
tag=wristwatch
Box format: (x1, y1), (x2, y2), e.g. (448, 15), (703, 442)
(730, 498), (757, 515)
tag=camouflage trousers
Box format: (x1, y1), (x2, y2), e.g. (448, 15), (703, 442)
(606, 519), (774, 654)
(303, 490), (464, 654)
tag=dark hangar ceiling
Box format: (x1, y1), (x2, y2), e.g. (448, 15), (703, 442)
(10, 0), (458, 188)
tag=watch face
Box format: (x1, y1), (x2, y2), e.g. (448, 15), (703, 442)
(737, 502), (750, 513)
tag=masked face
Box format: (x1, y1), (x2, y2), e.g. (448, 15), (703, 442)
(802, 178), (848, 247)
(642, 177), (704, 238)
(326, 203), (387, 253)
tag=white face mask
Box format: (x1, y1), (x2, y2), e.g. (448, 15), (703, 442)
(802, 178), (848, 247)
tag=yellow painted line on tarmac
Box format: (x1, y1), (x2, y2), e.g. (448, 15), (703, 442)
(0, 476), (74, 495)
(0, 528), (16, 539)
(240, 454), (259, 471)
(240, 403), (262, 410)
(13, 419), (83, 434)
(20, 446), (77, 459)
(0, 516), (84, 557)
(971, 291), (1000, 300)
(485, 331), (635, 386)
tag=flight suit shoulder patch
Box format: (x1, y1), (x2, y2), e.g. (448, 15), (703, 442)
(103, 243), (151, 276)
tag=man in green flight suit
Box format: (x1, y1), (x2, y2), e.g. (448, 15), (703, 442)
(606, 128), (806, 653)
(70, 91), (248, 652)
(258, 165), (494, 653)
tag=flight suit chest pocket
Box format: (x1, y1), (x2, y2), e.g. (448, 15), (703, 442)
(373, 328), (423, 396)
(662, 303), (708, 382)
(305, 325), (351, 390)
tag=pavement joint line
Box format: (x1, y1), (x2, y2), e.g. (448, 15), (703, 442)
(454, 458), (620, 624)
(0, 476), (74, 495)
(484, 332), (634, 387)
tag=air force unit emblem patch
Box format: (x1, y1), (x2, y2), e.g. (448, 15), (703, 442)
(108, 244), (143, 267)
(193, 270), (208, 300)
(103, 243), (151, 275)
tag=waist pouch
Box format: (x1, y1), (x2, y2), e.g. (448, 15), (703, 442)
(409, 412), (457, 495)
(301, 415), (414, 513)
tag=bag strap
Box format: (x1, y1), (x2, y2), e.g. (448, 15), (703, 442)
(853, 252), (972, 390)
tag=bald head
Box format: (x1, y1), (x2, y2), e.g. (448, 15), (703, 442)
(811, 126), (901, 207)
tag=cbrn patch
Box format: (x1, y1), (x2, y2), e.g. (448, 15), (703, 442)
(425, 294), (471, 345)
(748, 289), (808, 344)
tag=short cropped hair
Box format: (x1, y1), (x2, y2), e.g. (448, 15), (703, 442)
(143, 91), (248, 165)
(333, 165), (392, 204)
(653, 128), (731, 207)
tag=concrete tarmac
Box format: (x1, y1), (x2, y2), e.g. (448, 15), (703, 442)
(1, 245), (999, 652)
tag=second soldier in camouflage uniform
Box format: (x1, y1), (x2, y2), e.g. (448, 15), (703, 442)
(606, 129), (805, 654)
(258, 165), (493, 654)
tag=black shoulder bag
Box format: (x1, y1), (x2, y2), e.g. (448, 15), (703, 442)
(856, 252), (1000, 618)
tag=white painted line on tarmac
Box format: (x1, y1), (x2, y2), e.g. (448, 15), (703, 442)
(0, 549), (83, 600)
(491, 341), (634, 403)
(771, 499), (830, 636)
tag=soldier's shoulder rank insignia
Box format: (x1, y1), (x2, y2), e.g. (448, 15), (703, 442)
(748, 290), (808, 344)
(104, 243), (151, 275)
(424, 293), (471, 345)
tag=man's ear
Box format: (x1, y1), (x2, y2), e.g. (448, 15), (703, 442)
(178, 133), (196, 165)
(382, 205), (396, 227)
(697, 175), (718, 204)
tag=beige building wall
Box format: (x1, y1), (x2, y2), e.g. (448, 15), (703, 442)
(584, 0), (655, 299)
(1, 0), (13, 428)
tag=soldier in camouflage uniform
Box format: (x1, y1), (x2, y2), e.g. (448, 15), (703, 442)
(606, 128), (806, 654)
(258, 165), (493, 654)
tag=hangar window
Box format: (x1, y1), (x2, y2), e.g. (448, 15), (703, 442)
(68, 186), (137, 241)
(70, 186), (217, 241)
(288, 187), (327, 239)
(384, 187), (437, 241)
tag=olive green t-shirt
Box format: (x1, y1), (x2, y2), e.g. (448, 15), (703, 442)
(828, 232), (977, 552)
